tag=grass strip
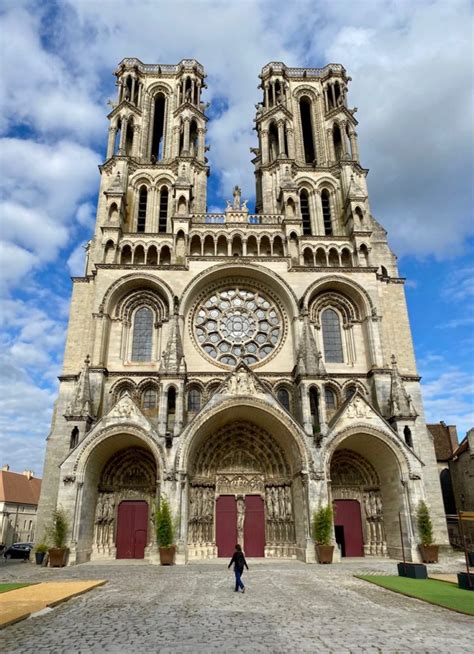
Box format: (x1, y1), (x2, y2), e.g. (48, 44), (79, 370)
(0, 583), (33, 594)
(355, 575), (474, 616)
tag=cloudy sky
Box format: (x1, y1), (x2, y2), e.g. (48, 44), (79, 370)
(0, 0), (473, 475)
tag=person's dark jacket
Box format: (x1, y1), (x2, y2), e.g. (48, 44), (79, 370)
(228, 551), (249, 573)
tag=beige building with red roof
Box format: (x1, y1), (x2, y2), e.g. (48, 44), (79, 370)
(0, 466), (42, 548)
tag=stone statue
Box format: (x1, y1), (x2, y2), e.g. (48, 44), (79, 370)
(232, 185), (242, 210)
(237, 496), (245, 542)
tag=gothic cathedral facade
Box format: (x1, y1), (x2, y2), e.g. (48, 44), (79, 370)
(36, 59), (448, 563)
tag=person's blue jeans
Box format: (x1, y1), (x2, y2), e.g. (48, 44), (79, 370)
(234, 568), (245, 591)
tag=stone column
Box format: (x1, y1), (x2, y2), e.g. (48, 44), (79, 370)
(264, 84), (269, 108)
(277, 120), (286, 156)
(261, 129), (269, 164)
(118, 116), (128, 155)
(106, 126), (117, 159)
(287, 127), (295, 159)
(349, 129), (359, 161)
(132, 125), (141, 158)
(340, 121), (348, 158)
(131, 77), (136, 104)
(197, 128), (205, 161)
(330, 84), (336, 109)
(326, 128), (335, 163)
(182, 118), (190, 154)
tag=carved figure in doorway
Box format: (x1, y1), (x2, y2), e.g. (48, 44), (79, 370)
(236, 496), (245, 542)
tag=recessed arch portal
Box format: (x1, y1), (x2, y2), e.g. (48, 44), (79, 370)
(179, 400), (310, 560)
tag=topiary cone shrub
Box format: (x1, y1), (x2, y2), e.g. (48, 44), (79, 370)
(47, 509), (69, 567)
(313, 505), (334, 564)
(417, 501), (438, 563)
(156, 496), (175, 565)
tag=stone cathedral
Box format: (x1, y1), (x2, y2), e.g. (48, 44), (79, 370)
(36, 58), (448, 564)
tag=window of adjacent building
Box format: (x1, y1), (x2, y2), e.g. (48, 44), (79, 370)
(309, 386), (320, 430)
(70, 426), (79, 449)
(321, 189), (333, 236)
(137, 186), (147, 233)
(187, 387), (201, 413)
(142, 388), (157, 410)
(345, 385), (356, 401)
(300, 190), (312, 235)
(325, 387), (336, 411)
(159, 187), (169, 233)
(321, 308), (343, 363)
(277, 387), (291, 412)
(166, 387), (176, 431)
(131, 307), (153, 361)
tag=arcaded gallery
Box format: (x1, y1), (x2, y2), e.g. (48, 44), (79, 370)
(36, 58), (448, 564)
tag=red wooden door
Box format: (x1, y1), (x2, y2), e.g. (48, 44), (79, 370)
(334, 499), (364, 557)
(244, 495), (265, 557)
(216, 495), (237, 557)
(116, 500), (148, 559)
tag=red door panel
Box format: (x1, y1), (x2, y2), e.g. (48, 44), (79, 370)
(334, 499), (364, 557)
(116, 501), (148, 559)
(244, 495), (265, 557)
(216, 495), (237, 558)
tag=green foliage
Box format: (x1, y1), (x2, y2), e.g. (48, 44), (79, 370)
(312, 505), (333, 545)
(48, 509), (69, 549)
(35, 543), (49, 554)
(417, 501), (434, 546)
(156, 496), (174, 548)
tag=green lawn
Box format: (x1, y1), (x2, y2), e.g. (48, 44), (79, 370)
(356, 575), (474, 616)
(0, 583), (33, 594)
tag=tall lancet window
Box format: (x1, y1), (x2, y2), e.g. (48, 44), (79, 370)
(131, 307), (153, 361)
(299, 97), (315, 163)
(137, 186), (147, 233)
(300, 189), (312, 235)
(151, 94), (166, 160)
(321, 308), (343, 363)
(321, 189), (333, 236)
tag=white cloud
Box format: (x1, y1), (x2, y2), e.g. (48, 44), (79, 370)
(0, 5), (104, 141)
(0, 138), (100, 287)
(441, 266), (474, 302)
(67, 242), (87, 276)
(419, 355), (474, 438)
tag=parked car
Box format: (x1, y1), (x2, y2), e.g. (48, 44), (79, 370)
(3, 542), (33, 560)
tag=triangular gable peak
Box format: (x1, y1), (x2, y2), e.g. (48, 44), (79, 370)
(327, 391), (424, 462)
(215, 361), (271, 398)
(101, 392), (156, 432)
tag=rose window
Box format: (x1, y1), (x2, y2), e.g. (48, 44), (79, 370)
(193, 287), (282, 366)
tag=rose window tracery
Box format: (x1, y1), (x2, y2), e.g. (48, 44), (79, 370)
(193, 286), (282, 366)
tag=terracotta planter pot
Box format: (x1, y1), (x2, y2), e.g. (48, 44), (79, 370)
(419, 544), (439, 563)
(316, 545), (334, 564)
(48, 548), (68, 567)
(159, 545), (176, 565)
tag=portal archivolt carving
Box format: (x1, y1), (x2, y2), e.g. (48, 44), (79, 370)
(330, 449), (387, 556)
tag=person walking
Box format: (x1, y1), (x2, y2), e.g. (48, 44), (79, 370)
(228, 543), (249, 593)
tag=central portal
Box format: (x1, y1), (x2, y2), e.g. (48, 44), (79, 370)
(215, 495), (265, 557)
(187, 420), (297, 559)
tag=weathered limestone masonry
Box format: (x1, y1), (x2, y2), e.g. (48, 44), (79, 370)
(36, 58), (448, 565)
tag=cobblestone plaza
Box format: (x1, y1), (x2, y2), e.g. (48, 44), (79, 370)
(1, 559), (471, 653)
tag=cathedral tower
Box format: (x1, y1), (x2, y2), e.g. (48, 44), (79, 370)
(36, 59), (448, 566)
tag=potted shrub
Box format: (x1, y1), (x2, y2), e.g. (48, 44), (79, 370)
(35, 542), (48, 565)
(417, 501), (439, 563)
(313, 505), (334, 564)
(156, 496), (175, 565)
(47, 509), (69, 567)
